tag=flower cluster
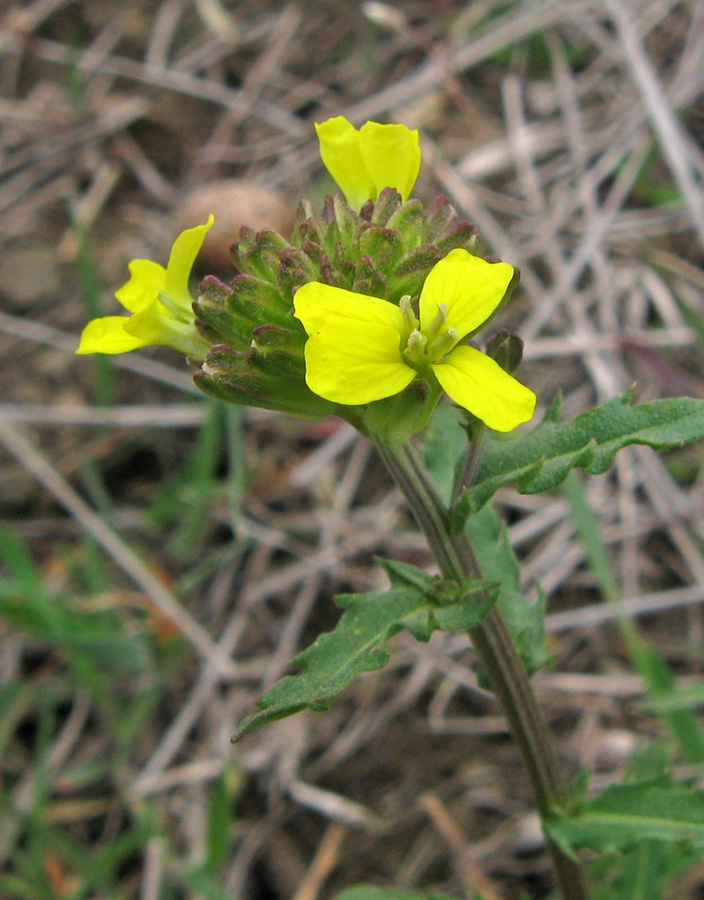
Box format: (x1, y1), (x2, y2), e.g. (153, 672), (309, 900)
(77, 117), (535, 440)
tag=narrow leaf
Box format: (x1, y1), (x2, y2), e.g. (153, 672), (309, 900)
(336, 887), (459, 900)
(452, 393), (704, 529)
(422, 402), (468, 504)
(640, 682), (704, 715)
(467, 505), (548, 675)
(234, 564), (497, 740)
(592, 841), (696, 900)
(546, 781), (704, 856)
(564, 472), (704, 763)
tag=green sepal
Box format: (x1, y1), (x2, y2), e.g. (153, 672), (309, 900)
(232, 558), (497, 741)
(195, 345), (334, 420)
(435, 222), (479, 256)
(194, 276), (254, 349)
(336, 250), (356, 288)
(425, 194), (462, 242)
(370, 186), (404, 226)
(362, 377), (442, 446)
(392, 244), (444, 299)
(292, 201), (327, 249)
(250, 322), (305, 350)
(329, 194), (358, 259)
(386, 198), (426, 244)
(248, 325), (307, 378)
(226, 274), (291, 328)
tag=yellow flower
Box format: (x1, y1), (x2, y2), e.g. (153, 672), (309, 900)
(293, 249), (536, 432)
(315, 116), (421, 211)
(76, 217), (214, 358)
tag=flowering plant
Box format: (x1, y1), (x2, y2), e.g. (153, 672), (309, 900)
(76, 116), (704, 900)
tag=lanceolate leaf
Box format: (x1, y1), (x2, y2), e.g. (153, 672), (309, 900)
(452, 392), (704, 530)
(591, 841), (697, 900)
(546, 780), (704, 856)
(467, 506), (548, 676)
(336, 887), (459, 900)
(233, 560), (497, 740)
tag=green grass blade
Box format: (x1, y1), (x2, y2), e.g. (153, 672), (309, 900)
(563, 471), (704, 763)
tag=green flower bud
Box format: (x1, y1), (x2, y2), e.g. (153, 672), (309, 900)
(485, 329), (525, 375)
(232, 228), (291, 282)
(277, 247), (320, 296)
(352, 254), (389, 298)
(195, 344), (334, 420)
(357, 225), (404, 270)
(370, 187), (403, 226)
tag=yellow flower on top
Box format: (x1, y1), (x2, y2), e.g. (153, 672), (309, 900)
(76, 217), (214, 358)
(293, 249), (536, 433)
(315, 116), (421, 211)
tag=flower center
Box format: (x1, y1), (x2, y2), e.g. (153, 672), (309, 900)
(399, 295), (459, 370)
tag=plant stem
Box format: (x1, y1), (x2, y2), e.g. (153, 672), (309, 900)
(374, 438), (590, 900)
(452, 421), (487, 503)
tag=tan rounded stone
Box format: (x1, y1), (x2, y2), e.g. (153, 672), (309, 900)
(176, 180), (295, 273)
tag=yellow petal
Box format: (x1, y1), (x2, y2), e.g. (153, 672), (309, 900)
(163, 216), (214, 313)
(75, 316), (148, 354)
(114, 259), (166, 313)
(315, 117), (375, 211)
(123, 299), (211, 357)
(123, 299), (175, 343)
(359, 121), (420, 203)
(294, 282), (405, 335)
(419, 249), (516, 340)
(304, 321), (415, 405)
(432, 345), (536, 432)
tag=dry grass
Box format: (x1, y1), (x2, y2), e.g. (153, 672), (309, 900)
(1, 1), (704, 898)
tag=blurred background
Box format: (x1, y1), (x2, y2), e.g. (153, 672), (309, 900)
(2, 0), (704, 897)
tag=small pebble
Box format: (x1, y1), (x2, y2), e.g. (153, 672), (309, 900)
(595, 728), (637, 767)
(0, 244), (61, 309)
(176, 180), (295, 272)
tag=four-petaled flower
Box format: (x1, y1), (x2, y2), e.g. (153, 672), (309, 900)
(76, 217), (214, 358)
(315, 116), (421, 211)
(293, 249), (536, 432)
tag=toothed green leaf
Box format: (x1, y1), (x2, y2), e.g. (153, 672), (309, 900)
(452, 392), (704, 531)
(233, 561), (497, 740)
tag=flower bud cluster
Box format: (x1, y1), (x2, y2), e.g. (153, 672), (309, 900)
(193, 189), (478, 420)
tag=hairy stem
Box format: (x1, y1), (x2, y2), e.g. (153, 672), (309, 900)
(375, 439), (590, 900)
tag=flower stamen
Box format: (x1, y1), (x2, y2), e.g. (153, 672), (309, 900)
(427, 327), (459, 362)
(399, 295), (418, 335)
(424, 303), (448, 343)
(403, 329), (428, 367)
